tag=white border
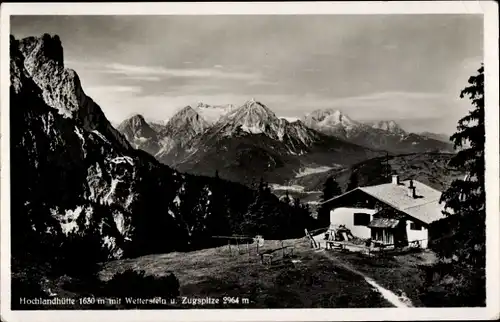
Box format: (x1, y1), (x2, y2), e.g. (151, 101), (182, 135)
(1, 2), (499, 322)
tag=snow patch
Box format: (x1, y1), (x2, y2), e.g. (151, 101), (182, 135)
(295, 166), (334, 178)
(124, 193), (135, 209)
(168, 209), (176, 218)
(111, 156), (134, 165)
(41, 113), (54, 135)
(55, 206), (83, 235)
(103, 235), (123, 259)
(270, 184), (305, 193)
(74, 126), (85, 143)
(92, 130), (110, 144)
(103, 178), (123, 205)
(135, 136), (149, 142)
(173, 195), (181, 206)
(113, 212), (125, 235)
(241, 124), (264, 134)
(276, 126), (285, 141)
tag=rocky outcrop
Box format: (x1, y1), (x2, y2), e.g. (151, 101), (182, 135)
(18, 34), (131, 150)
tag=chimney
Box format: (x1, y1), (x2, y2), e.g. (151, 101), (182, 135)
(408, 186), (416, 198)
(391, 175), (400, 185)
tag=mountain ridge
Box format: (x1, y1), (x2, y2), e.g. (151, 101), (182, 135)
(301, 108), (453, 154)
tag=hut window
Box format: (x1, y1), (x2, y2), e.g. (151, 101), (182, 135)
(353, 213), (370, 226)
(410, 222), (423, 230)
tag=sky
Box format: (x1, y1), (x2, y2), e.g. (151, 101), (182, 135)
(11, 15), (483, 134)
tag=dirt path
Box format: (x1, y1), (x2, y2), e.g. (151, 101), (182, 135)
(311, 234), (413, 308)
(318, 249), (413, 308)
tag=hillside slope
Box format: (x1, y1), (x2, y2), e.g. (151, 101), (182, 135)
(288, 153), (463, 193)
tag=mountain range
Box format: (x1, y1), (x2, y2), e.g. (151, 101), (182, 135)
(117, 99), (453, 185)
(118, 99), (386, 185)
(301, 109), (453, 154)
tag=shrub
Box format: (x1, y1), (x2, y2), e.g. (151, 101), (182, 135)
(101, 269), (180, 304)
(418, 262), (485, 307)
(54, 230), (108, 280)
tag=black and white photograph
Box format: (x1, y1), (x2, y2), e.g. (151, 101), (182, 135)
(1, 2), (499, 321)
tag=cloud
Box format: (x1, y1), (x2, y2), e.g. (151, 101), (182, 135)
(66, 60), (264, 83)
(331, 91), (443, 102)
(84, 85), (143, 94)
(314, 91), (448, 121)
(120, 75), (162, 82)
(103, 63), (262, 81)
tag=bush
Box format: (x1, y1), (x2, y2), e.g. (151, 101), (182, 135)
(54, 231), (108, 280)
(100, 269), (180, 307)
(418, 262), (485, 307)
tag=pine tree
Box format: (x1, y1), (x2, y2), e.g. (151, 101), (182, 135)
(438, 64), (485, 265)
(424, 64), (486, 307)
(322, 177), (342, 201)
(317, 177), (342, 227)
(346, 171), (359, 191)
(282, 190), (291, 205)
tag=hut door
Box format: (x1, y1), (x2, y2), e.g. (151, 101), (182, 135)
(383, 229), (394, 244)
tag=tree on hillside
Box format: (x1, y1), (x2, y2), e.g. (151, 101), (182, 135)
(317, 177), (342, 227)
(282, 190), (291, 205)
(322, 177), (342, 201)
(346, 172), (359, 191)
(258, 177), (271, 195)
(438, 64), (485, 265)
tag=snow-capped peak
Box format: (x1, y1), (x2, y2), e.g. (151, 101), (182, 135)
(371, 120), (405, 134)
(197, 102), (210, 109)
(210, 99), (316, 149)
(194, 102), (236, 124)
(218, 99), (279, 135)
(320, 110), (356, 127)
(302, 109), (359, 134)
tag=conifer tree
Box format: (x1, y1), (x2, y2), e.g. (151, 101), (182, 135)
(439, 64), (485, 265)
(322, 177), (342, 201)
(317, 177), (342, 227)
(420, 65), (486, 307)
(346, 171), (359, 191)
